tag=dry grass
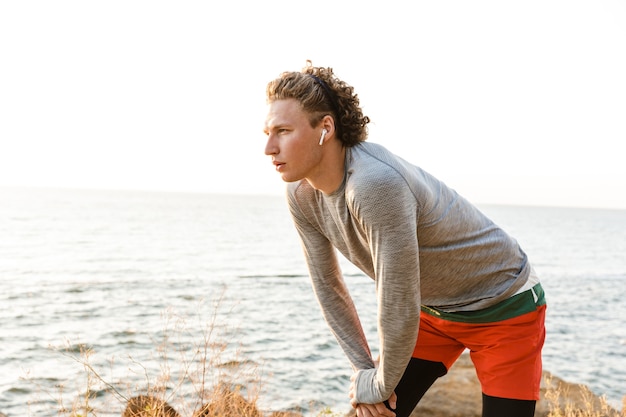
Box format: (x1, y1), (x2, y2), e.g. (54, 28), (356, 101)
(121, 395), (180, 417)
(48, 296), (341, 417)
(544, 374), (625, 417)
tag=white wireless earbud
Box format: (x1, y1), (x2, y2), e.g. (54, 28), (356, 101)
(319, 129), (327, 146)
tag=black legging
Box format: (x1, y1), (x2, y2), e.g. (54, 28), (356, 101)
(385, 357), (536, 417)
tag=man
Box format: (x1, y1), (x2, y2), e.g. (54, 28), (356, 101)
(263, 62), (546, 417)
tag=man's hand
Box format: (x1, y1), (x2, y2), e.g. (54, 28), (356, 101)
(349, 373), (397, 417)
(354, 402), (396, 417)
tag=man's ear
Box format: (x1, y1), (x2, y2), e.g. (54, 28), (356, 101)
(321, 114), (336, 138)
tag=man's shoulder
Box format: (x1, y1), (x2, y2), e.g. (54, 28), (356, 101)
(350, 141), (388, 158)
(347, 142), (408, 187)
(349, 141), (408, 172)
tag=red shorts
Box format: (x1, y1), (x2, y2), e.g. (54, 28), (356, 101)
(413, 284), (547, 400)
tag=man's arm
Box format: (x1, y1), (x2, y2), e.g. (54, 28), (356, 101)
(349, 170), (422, 405)
(289, 193), (376, 372)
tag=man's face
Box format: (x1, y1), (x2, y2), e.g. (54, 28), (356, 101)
(264, 98), (323, 184)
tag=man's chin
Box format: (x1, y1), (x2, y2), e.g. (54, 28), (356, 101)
(280, 174), (302, 184)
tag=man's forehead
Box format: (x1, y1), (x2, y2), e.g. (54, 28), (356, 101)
(269, 98), (301, 113)
(265, 99), (305, 126)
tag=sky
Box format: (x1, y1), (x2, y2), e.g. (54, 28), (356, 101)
(1, 1), (625, 209)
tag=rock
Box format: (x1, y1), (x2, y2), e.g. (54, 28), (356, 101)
(192, 387), (263, 417)
(122, 395), (181, 417)
(345, 353), (622, 417)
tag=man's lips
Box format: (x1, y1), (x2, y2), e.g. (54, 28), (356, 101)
(273, 161), (285, 171)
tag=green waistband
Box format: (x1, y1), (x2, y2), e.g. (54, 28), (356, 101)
(421, 283), (546, 323)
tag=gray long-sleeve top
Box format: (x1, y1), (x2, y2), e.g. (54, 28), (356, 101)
(286, 141), (530, 404)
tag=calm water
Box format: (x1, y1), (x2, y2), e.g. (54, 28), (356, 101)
(0, 187), (624, 416)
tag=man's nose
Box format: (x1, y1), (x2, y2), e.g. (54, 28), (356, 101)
(264, 134), (277, 155)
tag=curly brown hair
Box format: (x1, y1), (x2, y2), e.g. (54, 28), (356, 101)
(266, 60), (370, 147)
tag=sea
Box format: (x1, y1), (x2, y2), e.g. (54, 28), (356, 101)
(0, 187), (624, 416)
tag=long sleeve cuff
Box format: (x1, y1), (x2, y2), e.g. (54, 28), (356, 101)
(354, 368), (384, 404)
